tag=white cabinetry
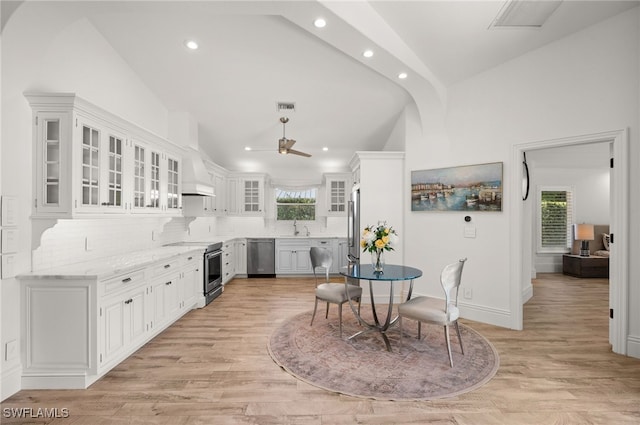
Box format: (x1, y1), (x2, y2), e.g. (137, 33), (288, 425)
(276, 239), (312, 274)
(226, 174), (266, 216)
(26, 93), (183, 219)
(310, 238), (348, 273)
(221, 239), (247, 283)
(335, 239), (349, 272)
(222, 240), (235, 284)
(19, 250), (201, 389)
(324, 173), (351, 216)
(234, 239), (247, 276)
(211, 172), (226, 215)
(101, 284), (146, 366)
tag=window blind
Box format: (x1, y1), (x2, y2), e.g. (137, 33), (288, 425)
(540, 190), (573, 249)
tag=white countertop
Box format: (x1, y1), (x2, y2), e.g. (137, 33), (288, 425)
(19, 246), (204, 280)
(20, 235), (347, 280)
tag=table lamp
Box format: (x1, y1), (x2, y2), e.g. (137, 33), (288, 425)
(574, 223), (595, 257)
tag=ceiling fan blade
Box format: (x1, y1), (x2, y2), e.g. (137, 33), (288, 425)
(287, 149), (312, 157)
(284, 138), (296, 149)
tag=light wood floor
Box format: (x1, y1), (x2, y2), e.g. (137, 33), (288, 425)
(3, 274), (640, 424)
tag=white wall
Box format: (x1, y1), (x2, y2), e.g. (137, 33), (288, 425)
(404, 8), (639, 330)
(1, 6), (172, 399)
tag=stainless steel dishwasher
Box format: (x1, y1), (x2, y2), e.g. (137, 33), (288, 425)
(247, 238), (276, 278)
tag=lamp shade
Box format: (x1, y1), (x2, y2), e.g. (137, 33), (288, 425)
(573, 223), (595, 241)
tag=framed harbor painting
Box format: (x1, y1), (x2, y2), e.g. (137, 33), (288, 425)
(411, 162), (503, 212)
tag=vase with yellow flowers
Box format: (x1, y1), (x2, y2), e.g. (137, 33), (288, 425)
(360, 222), (398, 273)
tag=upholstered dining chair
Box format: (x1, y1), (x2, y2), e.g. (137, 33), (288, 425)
(309, 246), (362, 337)
(398, 258), (467, 367)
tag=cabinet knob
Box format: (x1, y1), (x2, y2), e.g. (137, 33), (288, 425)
(165, 281), (172, 286)
(122, 277), (132, 283)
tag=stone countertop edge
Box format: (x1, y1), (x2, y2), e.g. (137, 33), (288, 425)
(19, 235), (347, 279)
(18, 246), (205, 280)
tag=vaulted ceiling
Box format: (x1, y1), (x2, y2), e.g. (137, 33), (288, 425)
(4, 1), (637, 176)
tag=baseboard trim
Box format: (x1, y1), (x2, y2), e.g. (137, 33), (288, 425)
(1, 364), (22, 401)
(627, 335), (640, 359)
(522, 283), (533, 304)
(362, 292), (512, 329)
(21, 372), (93, 390)
(459, 302), (512, 329)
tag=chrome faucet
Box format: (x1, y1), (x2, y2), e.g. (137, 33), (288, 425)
(303, 226), (310, 237)
(293, 219), (299, 236)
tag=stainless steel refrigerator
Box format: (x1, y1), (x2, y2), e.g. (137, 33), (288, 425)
(347, 184), (360, 265)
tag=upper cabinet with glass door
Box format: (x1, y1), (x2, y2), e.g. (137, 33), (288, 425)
(26, 93), (183, 218)
(324, 173), (351, 216)
(130, 142), (181, 215)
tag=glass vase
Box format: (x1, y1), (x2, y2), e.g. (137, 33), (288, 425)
(371, 249), (385, 273)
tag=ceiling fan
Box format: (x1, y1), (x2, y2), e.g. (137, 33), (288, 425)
(278, 117), (311, 157)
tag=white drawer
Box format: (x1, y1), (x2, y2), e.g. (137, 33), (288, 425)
(101, 270), (145, 295)
(151, 258), (181, 277)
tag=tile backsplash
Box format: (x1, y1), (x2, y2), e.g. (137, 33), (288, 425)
(31, 215), (347, 271)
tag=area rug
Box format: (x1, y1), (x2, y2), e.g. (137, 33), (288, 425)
(267, 308), (499, 400)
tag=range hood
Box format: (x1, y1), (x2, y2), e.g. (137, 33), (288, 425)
(181, 148), (215, 197)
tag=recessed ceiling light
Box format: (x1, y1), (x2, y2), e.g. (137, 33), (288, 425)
(322, 147), (329, 151)
(398, 72), (408, 80)
(184, 40), (199, 50)
(313, 18), (327, 28)
(244, 146), (252, 151)
(363, 50), (374, 58)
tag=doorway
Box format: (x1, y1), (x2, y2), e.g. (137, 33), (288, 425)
(510, 130), (629, 355)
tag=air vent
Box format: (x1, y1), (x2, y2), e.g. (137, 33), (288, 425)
(489, 0), (562, 28)
(276, 102), (296, 112)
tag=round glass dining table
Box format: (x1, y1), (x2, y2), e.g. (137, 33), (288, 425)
(340, 263), (423, 351)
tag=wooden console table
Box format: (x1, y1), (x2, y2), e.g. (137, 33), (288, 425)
(562, 254), (609, 278)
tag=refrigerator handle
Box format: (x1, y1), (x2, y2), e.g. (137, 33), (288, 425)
(348, 200), (354, 247)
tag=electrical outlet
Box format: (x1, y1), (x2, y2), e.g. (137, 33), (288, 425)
(5, 339), (17, 361)
(464, 287), (472, 299)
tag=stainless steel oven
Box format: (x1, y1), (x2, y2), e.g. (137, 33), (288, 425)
(204, 242), (223, 305)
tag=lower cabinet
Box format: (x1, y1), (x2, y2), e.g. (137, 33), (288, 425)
(19, 250), (202, 390)
(277, 238), (347, 275)
(222, 240), (235, 284)
(101, 287), (146, 367)
(276, 239), (312, 274)
(234, 239), (247, 276)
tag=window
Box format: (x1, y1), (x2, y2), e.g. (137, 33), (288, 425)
(276, 188), (316, 220)
(538, 187), (574, 253)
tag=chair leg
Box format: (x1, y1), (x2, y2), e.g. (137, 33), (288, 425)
(399, 315), (403, 349)
(454, 321), (464, 355)
(338, 303), (343, 338)
(325, 302), (330, 319)
(417, 321), (422, 339)
(444, 325), (453, 368)
(311, 298), (319, 326)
